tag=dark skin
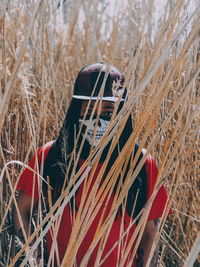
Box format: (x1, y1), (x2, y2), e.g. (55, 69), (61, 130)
(13, 191), (40, 264)
(137, 218), (160, 266)
(80, 100), (114, 118)
(13, 100), (159, 266)
(13, 192), (38, 238)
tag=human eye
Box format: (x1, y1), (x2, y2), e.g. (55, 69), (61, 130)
(104, 111), (113, 116)
(100, 111), (113, 120)
(80, 110), (93, 120)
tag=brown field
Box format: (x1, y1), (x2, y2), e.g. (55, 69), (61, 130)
(0, 0), (199, 266)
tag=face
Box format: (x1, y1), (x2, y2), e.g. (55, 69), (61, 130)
(79, 100), (114, 146)
(80, 100), (114, 119)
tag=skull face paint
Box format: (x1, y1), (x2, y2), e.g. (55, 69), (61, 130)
(79, 118), (110, 147)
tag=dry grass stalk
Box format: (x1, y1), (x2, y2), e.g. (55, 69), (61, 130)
(183, 235), (200, 267)
(0, 0), (199, 266)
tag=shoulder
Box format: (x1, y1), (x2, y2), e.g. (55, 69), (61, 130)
(37, 141), (55, 158)
(141, 148), (158, 172)
(140, 149), (159, 199)
(26, 141), (55, 167)
(132, 144), (158, 177)
(39, 140), (55, 151)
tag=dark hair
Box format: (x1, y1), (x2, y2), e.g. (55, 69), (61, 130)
(43, 98), (83, 202)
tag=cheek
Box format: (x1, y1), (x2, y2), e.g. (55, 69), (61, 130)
(99, 120), (110, 130)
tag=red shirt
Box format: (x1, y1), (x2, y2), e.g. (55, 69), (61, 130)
(17, 142), (171, 266)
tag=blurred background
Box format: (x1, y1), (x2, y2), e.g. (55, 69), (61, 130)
(0, 0), (199, 266)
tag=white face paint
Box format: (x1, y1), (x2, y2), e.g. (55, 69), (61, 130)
(79, 118), (110, 147)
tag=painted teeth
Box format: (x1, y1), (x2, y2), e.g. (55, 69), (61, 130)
(80, 119), (110, 146)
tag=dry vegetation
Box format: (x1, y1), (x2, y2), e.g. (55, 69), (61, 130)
(0, 0), (199, 266)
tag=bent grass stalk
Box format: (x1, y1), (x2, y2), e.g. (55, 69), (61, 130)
(0, 0), (199, 266)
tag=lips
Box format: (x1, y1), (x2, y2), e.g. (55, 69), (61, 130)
(87, 129), (105, 139)
(79, 118), (110, 146)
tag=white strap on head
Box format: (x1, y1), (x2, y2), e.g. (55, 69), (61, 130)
(72, 95), (120, 102)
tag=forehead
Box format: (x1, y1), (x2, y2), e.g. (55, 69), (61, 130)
(81, 100), (114, 109)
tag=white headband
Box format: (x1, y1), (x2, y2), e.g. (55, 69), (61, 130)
(72, 95), (124, 102)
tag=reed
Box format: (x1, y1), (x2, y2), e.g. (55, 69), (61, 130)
(0, 0), (199, 266)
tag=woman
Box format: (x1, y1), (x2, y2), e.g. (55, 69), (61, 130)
(13, 62), (171, 266)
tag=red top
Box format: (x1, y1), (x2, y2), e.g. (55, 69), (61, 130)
(17, 142), (171, 266)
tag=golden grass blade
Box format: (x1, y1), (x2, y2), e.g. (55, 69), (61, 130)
(0, 0), (199, 266)
(183, 235), (200, 267)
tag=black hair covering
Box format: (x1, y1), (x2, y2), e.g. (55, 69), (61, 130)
(43, 97), (147, 219)
(43, 98), (83, 202)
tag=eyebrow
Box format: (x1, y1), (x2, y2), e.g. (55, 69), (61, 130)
(82, 104), (114, 109)
(82, 106), (114, 112)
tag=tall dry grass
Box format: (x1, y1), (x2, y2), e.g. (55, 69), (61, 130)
(0, 0), (199, 266)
